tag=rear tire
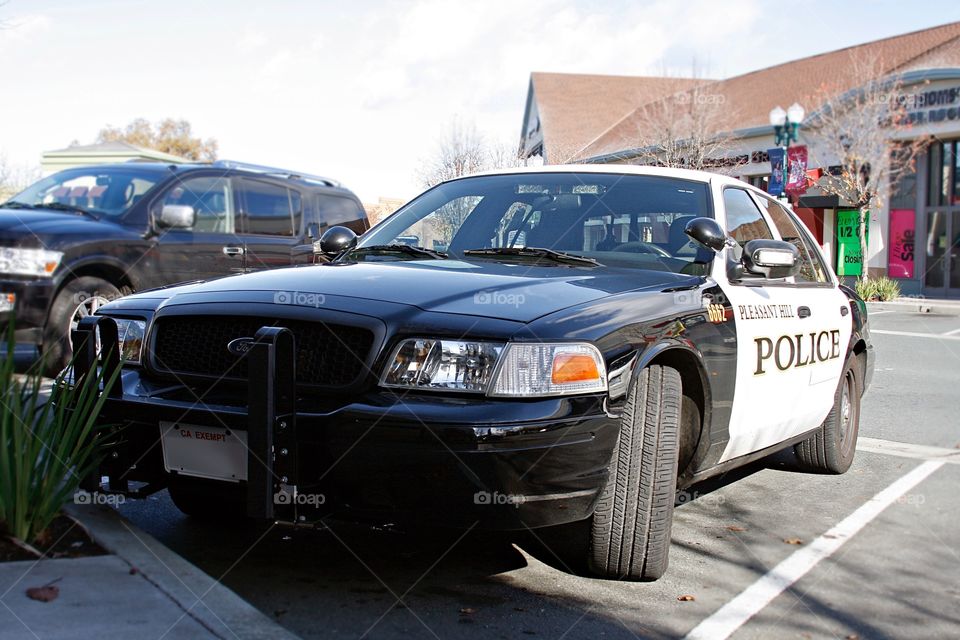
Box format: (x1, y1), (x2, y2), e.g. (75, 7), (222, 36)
(41, 276), (123, 376)
(794, 356), (862, 474)
(585, 364), (682, 580)
(167, 475), (248, 521)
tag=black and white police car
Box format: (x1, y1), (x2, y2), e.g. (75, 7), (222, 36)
(80, 166), (874, 581)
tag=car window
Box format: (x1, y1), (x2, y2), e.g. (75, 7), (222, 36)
(354, 173), (713, 274)
(723, 188), (774, 247)
(240, 179), (300, 236)
(758, 197), (829, 283)
(158, 176), (235, 233)
(317, 194), (370, 233)
(10, 167), (163, 217)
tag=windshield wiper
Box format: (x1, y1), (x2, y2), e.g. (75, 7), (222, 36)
(350, 244), (448, 260)
(38, 202), (103, 219)
(2, 201), (36, 210)
(463, 246), (599, 267)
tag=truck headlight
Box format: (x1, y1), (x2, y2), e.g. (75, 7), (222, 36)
(0, 248), (63, 277)
(105, 318), (147, 364)
(489, 343), (607, 397)
(381, 339), (607, 397)
(381, 338), (504, 392)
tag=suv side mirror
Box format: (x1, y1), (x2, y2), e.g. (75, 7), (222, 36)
(317, 225), (357, 257)
(741, 239), (801, 279)
(684, 217), (728, 252)
(157, 204), (195, 229)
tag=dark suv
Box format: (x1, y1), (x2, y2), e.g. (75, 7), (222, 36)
(0, 160), (368, 373)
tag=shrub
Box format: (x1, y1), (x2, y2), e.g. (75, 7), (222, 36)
(0, 326), (120, 545)
(855, 276), (901, 302)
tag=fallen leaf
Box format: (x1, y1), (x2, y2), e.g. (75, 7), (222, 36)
(726, 525), (746, 532)
(129, 567), (139, 575)
(784, 537), (804, 545)
(677, 594), (696, 602)
(845, 635), (860, 640)
(26, 585), (59, 602)
(459, 607), (477, 615)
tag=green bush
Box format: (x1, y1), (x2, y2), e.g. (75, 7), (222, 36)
(0, 326), (120, 545)
(855, 276), (901, 302)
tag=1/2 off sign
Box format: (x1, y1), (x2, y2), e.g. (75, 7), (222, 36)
(836, 209), (870, 277)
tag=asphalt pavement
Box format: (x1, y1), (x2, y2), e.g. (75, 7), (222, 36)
(118, 304), (960, 639)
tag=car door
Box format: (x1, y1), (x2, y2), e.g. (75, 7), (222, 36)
(713, 186), (817, 462)
(237, 177), (299, 272)
(150, 174), (246, 284)
(751, 193), (853, 419)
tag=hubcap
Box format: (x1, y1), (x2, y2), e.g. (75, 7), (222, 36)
(67, 295), (109, 350)
(839, 372), (853, 446)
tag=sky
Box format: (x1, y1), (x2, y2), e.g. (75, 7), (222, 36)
(1, 0), (958, 203)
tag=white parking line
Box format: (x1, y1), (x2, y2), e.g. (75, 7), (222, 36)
(871, 329), (960, 341)
(683, 460), (944, 640)
(857, 437), (960, 464)
(867, 310), (896, 315)
(943, 327), (960, 336)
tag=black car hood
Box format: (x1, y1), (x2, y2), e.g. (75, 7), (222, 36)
(160, 259), (701, 323)
(0, 207), (125, 240)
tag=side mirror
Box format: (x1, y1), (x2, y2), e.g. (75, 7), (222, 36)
(684, 217), (728, 252)
(741, 239), (801, 279)
(157, 204), (195, 229)
(317, 225), (357, 257)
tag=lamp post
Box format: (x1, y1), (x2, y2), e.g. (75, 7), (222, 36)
(769, 102), (805, 199)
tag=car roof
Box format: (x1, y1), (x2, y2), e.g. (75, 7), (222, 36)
(469, 163), (759, 189)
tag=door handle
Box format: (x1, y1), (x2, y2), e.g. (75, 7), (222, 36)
(222, 246), (245, 257)
(798, 306), (811, 318)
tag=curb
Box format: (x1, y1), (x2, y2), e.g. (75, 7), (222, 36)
(65, 504), (300, 640)
(867, 299), (960, 316)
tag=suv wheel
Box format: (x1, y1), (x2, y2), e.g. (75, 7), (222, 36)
(42, 276), (122, 376)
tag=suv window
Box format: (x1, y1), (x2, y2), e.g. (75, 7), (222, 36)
(240, 179), (301, 236)
(759, 197), (829, 283)
(158, 176), (235, 233)
(723, 188), (773, 247)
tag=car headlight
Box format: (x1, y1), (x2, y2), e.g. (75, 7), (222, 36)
(0, 248), (63, 277)
(381, 339), (505, 392)
(100, 318), (146, 364)
(380, 338), (607, 397)
(489, 343), (607, 397)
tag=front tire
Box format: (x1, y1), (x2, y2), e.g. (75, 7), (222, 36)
(41, 276), (122, 376)
(586, 364), (682, 580)
(795, 356), (862, 474)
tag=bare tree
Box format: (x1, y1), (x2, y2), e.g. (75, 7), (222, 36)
(0, 153), (41, 201)
(625, 64), (738, 172)
(97, 118), (218, 161)
(806, 54), (925, 282)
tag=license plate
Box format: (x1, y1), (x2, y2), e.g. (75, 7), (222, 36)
(160, 422), (248, 482)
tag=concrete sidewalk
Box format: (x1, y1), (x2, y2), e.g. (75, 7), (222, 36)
(0, 505), (299, 640)
(867, 297), (960, 315)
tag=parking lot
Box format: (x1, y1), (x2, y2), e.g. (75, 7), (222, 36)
(119, 305), (960, 639)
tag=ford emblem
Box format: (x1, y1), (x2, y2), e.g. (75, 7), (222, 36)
(226, 337), (256, 356)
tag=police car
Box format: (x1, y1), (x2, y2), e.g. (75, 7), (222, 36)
(81, 166), (873, 581)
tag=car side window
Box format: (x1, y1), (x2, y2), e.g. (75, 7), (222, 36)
(157, 176), (235, 233)
(723, 188), (774, 247)
(759, 197), (829, 283)
(317, 194), (367, 233)
(240, 179), (300, 236)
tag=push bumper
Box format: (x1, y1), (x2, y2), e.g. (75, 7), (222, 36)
(80, 320), (620, 530)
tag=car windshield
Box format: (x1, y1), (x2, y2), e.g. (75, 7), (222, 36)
(353, 172), (715, 274)
(4, 166), (164, 218)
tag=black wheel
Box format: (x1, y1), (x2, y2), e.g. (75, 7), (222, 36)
(585, 364), (682, 580)
(167, 475), (248, 521)
(795, 356), (862, 474)
(41, 276), (123, 376)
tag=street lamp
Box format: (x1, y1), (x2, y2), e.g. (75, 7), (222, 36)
(769, 102), (805, 199)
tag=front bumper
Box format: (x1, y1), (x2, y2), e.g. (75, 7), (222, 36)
(0, 276), (55, 344)
(87, 322), (620, 530)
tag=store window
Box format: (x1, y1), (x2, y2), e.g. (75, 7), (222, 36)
(927, 140), (958, 207)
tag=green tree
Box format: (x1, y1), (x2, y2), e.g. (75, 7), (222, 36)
(97, 118), (218, 161)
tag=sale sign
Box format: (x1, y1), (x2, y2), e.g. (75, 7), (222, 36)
(836, 209), (870, 277)
(888, 209), (915, 278)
